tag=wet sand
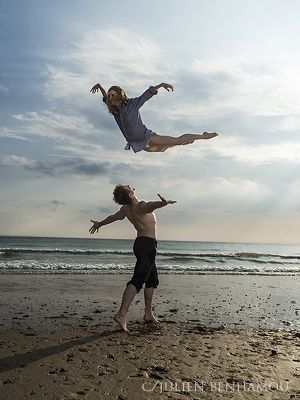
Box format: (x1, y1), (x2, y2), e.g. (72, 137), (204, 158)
(0, 274), (299, 399)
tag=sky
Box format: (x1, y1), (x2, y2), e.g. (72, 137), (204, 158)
(1, 0), (300, 243)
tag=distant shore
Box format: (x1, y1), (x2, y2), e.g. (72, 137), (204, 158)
(0, 274), (299, 399)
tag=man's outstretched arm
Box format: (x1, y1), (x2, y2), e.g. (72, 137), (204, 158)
(89, 207), (126, 234)
(139, 194), (176, 214)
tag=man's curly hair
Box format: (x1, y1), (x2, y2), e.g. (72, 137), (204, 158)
(113, 184), (132, 205)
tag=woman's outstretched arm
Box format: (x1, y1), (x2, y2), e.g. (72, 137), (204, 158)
(132, 83), (174, 109)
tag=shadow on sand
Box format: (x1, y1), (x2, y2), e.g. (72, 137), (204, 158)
(0, 330), (117, 374)
(0, 322), (163, 374)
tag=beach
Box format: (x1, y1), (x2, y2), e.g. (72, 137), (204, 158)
(0, 274), (299, 399)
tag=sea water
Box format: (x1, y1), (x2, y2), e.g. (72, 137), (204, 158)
(1, 236), (300, 275)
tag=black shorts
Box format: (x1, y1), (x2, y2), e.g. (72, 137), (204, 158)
(127, 236), (159, 293)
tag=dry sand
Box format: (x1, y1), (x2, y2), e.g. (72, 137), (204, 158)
(0, 274), (299, 399)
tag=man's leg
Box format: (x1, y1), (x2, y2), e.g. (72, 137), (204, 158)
(114, 283), (137, 332)
(143, 287), (159, 323)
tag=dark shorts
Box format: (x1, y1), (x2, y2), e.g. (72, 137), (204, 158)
(127, 236), (159, 293)
(125, 130), (157, 153)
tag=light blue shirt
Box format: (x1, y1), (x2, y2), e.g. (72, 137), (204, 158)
(103, 86), (158, 152)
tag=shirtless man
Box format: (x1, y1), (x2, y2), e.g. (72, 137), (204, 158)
(89, 184), (176, 332)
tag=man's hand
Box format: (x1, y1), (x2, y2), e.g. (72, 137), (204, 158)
(157, 194), (177, 204)
(90, 83), (103, 94)
(89, 220), (101, 234)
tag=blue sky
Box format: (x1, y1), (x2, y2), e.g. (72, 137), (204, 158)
(1, 0), (300, 243)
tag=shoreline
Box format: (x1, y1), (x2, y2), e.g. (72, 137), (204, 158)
(1, 274), (299, 332)
(1, 271), (300, 275)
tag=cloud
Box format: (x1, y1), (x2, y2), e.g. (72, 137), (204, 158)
(0, 155), (36, 167)
(188, 56), (300, 117)
(211, 136), (300, 165)
(47, 27), (300, 120)
(0, 84), (9, 93)
(44, 28), (168, 104)
(12, 111), (94, 141)
(2, 27), (300, 232)
(0, 154), (150, 181)
(2, 27), (300, 168)
(0, 154), (106, 176)
(275, 115), (300, 132)
(154, 173), (273, 215)
(37, 200), (65, 212)
(0, 127), (31, 141)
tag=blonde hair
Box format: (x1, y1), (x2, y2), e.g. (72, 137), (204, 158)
(106, 86), (129, 113)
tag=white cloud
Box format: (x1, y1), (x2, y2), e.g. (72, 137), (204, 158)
(13, 111), (93, 139)
(5, 28), (300, 167)
(212, 136), (300, 165)
(2, 9), (300, 241)
(0, 127), (30, 141)
(275, 115), (300, 131)
(8, 109), (167, 168)
(72, 28), (167, 82)
(170, 56), (300, 126)
(44, 28), (169, 104)
(0, 155), (35, 167)
(163, 175), (271, 212)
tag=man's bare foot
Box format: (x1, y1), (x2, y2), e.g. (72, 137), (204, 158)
(114, 313), (129, 332)
(143, 313), (159, 323)
(201, 132), (218, 140)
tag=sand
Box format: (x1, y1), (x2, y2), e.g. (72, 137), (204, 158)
(0, 274), (299, 399)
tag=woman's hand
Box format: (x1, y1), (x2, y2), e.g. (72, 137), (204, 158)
(152, 83), (174, 92)
(160, 83), (174, 92)
(90, 83), (103, 94)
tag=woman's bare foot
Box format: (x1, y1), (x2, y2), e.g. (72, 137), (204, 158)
(201, 132), (218, 139)
(114, 313), (129, 332)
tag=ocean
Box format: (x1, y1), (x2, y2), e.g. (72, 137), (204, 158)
(1, 236), (300, 275)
